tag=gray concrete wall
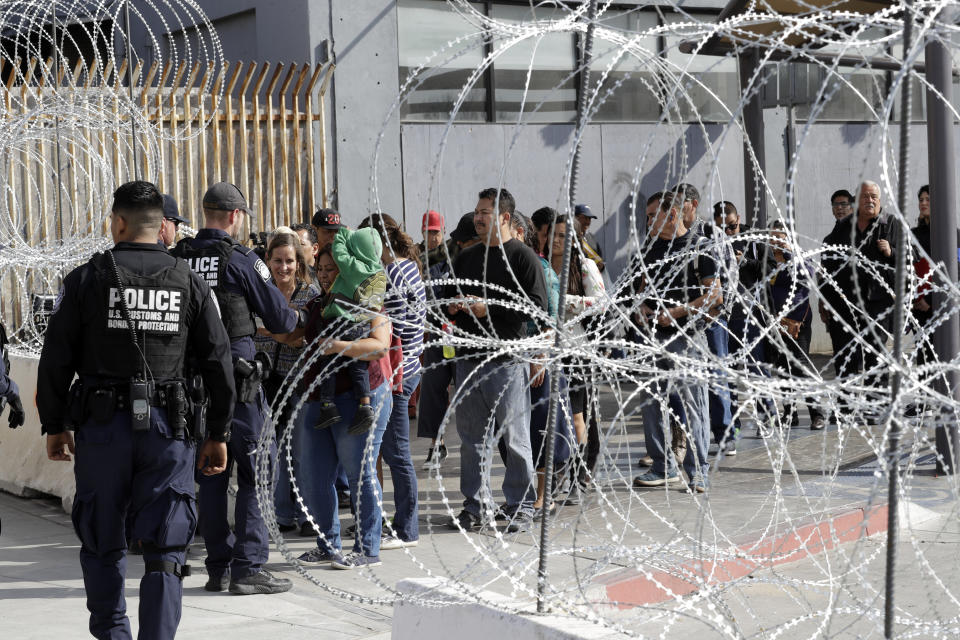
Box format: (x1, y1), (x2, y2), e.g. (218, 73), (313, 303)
(133, 1), (405, 221)
(325, 0), (404, 219)
(166, 0), (312, 64)
(400, 121), (744, 274)
(130, 1), (959, 354)
(400, 119), (959, 353)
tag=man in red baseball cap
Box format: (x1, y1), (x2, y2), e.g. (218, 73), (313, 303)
(421, 210), (444, 251)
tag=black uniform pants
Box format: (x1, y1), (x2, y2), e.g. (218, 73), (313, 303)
(416, 345), (455, 440)
(197, 391), (274, 580)
(827, 302), (891, 409)
(771, 320), (824, 422)
(72, 409), (196, 640)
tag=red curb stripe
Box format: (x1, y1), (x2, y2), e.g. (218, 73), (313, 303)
(600, 504), (889, 607)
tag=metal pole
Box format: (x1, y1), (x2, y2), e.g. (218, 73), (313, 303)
(784, 102), (796, 225)
(51, 3), (65, 243)
(535, 212), (576, 614)
(568, 0), (597, 206)
(537, 0), (597, 614)
(925, 13), (960, 476)
(884, 3), (915, 636)
(123, 0), (140, 179)
(737, 48), (767, 229)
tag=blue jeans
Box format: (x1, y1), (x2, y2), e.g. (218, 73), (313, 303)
(274, 409), (306, 527)
(641, 333), (710, 480)
(727, 306), (775, 430)
(381, 372), (420, 542)
(454, 358), (536, 517)
(528, 368), (572, 469)
(298, 382), (391, 558)
(704, 318), (734, 446)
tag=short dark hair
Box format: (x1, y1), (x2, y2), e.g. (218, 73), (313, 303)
(830, 189), (855, 204)
(112, 180), (163, 233)
(478, 187), (516, 215)
(713, 201), (738, 219)
(291, 222), (317, 244)
(918, 184), (930, 199)
(671, 183), (700, 203)
(659, 191), (680, 211)
(518, 214), (538, 253)
(358, 212), (422, 273)
(530, 206), (558, 230)
(646, 191), (664, 207)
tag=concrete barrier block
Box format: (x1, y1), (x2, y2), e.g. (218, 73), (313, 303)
(0, 355), (74, 512)
(392, 577), (627, 640)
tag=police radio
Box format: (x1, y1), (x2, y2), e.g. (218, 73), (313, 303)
(130, 379), (152, 432)
(107, 250), (154, 431)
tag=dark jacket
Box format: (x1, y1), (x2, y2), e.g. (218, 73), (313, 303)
(820, 212), (898, 314)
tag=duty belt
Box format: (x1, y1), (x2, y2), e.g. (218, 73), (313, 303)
(83, 382), (186, 411)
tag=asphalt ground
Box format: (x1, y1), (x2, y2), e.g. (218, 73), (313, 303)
(2, 360), (958, 639)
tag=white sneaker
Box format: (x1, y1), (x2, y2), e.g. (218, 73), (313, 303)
(381, 534), (419, 550)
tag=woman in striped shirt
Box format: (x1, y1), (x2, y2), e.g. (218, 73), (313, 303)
(359, 213), (426, 549)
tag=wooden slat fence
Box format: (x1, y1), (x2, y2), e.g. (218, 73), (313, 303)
(0, 58), (335, 346)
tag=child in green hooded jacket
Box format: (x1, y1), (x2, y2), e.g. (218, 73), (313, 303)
(315, 227), (387, 433)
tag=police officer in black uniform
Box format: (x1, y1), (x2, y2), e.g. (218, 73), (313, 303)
(38, 181), (236, 639)
(0, 321), (25, 429)
(172, 182), (297, 595)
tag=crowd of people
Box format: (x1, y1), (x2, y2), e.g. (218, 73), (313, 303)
(249, 188), (608, 547)
(625, 179), (939, 489)
(28, 174), (938, 638)
(221, 178), (935, 554)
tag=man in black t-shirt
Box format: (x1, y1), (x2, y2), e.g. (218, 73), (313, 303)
(445, 187), (548, 533)
(631, 191), (721, 493)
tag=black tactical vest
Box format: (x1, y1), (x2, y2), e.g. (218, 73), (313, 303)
(81, 253), (192, 380)
(172, 236), (256, 339)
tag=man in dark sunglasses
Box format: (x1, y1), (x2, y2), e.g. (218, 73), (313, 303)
(713, 201), (751, 258)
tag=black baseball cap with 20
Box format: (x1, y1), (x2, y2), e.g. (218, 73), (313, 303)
(203, 182), (249, 212)
(450, 212), (479, 242)
(312, 208), (343, 229)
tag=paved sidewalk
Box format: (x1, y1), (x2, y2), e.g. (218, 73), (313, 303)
(2, 382), (958, 638)
(0, 491), (394, 639)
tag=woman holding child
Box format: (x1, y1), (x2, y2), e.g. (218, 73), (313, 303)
(295, 223), (394, 569)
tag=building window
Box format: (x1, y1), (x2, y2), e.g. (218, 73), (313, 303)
(490, 4), (577, 122)
(662, 11), (739, 123)
(792, 27), (888, 122)
(396, 2), (732, 124)
(398, 0), (487, 121)
(589, 9), (661, 122)
(793, 67), (887, 121)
